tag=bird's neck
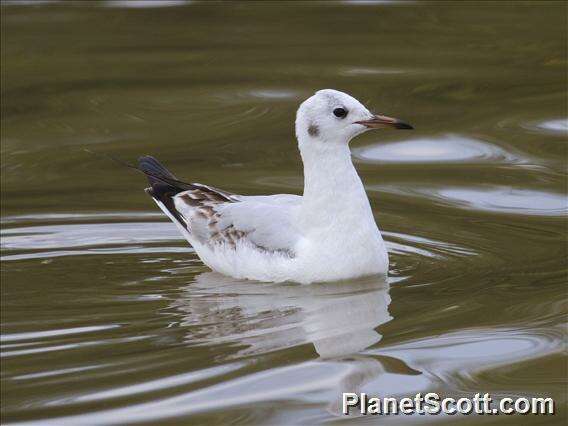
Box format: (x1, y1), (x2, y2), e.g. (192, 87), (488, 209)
(298, 138), (375, 228)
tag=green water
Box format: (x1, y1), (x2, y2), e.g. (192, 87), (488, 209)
(1, 1), (567, 425)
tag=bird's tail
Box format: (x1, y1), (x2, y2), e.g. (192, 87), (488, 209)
(138, 155), (178, 185)
(137, 156), (192, 226)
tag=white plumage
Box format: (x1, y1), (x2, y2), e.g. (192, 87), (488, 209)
(141, 89), (412, 283)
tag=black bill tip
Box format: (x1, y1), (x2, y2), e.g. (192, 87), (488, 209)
(394, 121), (413, 130)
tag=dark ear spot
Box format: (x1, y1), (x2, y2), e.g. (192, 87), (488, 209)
(308, 123), (319, 137)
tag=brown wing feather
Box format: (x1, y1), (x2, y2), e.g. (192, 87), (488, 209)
(175, 187), (247, 248)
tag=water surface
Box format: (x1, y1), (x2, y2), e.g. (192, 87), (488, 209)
(1, 1), (567, 425)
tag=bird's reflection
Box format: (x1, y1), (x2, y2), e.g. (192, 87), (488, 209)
(170, 272), (392, 359)
(167, 273), (419, 418)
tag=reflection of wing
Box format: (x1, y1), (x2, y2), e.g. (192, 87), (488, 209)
(174, 192), (301, 255)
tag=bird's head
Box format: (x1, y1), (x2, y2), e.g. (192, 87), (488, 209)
(295, 89), (412, 147)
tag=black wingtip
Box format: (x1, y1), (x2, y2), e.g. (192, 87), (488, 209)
(138, 155), (178, 185)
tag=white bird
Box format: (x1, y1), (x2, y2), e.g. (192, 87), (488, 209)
(139, 89), (412, 284)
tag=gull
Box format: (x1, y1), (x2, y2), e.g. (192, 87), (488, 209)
(139, 89), (412, 283)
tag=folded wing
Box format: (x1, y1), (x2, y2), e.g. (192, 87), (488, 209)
(174, 192), (301, 256)
(138, 155), (301, 257)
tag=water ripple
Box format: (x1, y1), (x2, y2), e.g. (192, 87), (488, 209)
(373, 185), (567, 217)
(1, 325), (120, 343)
(353, 134), (525, 164)
(103, 0), (192, 8)
(0, 212), (162, 225)
(339, 67), (408, 76)
(371, 326), (566, 394)
(1, 222), (182, 250)
(524, 118), (568, 136)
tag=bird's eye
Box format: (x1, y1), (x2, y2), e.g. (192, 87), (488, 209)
(333, 107), (348, 118)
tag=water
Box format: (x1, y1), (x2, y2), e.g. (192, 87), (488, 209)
(1, 1), (566, 425)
